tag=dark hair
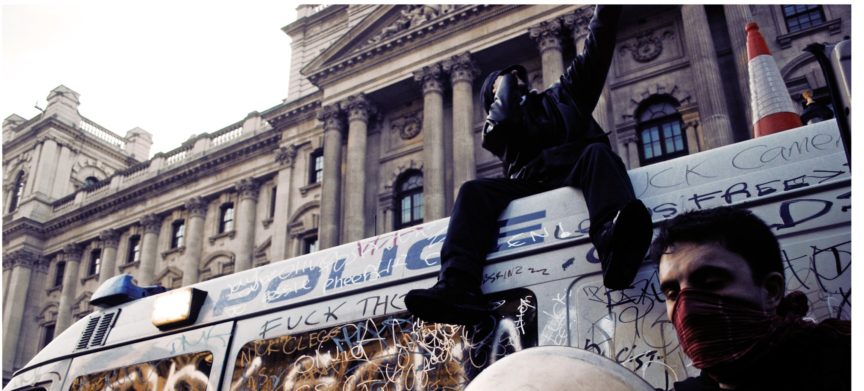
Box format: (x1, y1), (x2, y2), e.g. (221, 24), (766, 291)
(649, 206), (783, 284)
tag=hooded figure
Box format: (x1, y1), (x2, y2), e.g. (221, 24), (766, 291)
(405, 5), (653, 326)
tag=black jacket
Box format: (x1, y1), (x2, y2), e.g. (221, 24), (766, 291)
(672, 319), (851, 391)
(482, 5), (622, 182)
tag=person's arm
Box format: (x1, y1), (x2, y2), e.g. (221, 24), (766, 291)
(481, 72), (523, 157)
(559, 5), (623, 114)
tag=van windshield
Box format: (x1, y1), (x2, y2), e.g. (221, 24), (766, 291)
(68, 351), (213, 390)
(230, 289), (537, 390)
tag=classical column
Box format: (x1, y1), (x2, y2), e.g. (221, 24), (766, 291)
(235, 178), (260, 272)
(563, 6), (594, 53)
(626, 138), (641, 169)
(445, 52), (480, 197)
(724, 4), (755, 127)
(138, 214), (161, 285)
(681, 5), (735, 149)
(182, 197), (207, 285)
(530, 18), (565, 87)
(2, 266), (9, 309)
(55, 244), (83, 333)
(97, 229), (120, 285)
(2, 250), (38, 372)
(317, 104), (345, 249)
(32, 137), (60, 197)
(343, 94), (376, 242)
(413, 63), (447, 220)
(271, 145), (298, 260)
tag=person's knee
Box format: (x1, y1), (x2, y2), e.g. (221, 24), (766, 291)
(459, 179), (488, 192)
(457, 179), (493, 201)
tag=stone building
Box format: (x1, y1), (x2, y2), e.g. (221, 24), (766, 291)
(1, 4), (850, 381)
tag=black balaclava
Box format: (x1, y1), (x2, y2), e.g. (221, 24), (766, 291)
(480, 64), (528, 113)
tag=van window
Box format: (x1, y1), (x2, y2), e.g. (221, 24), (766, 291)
(68, 351), (213, 390)
(230, 289), (537, 390)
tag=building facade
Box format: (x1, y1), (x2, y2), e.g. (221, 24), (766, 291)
(1, 4), (850, 381)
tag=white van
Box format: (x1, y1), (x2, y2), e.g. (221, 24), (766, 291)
(5, 120), (850, 391)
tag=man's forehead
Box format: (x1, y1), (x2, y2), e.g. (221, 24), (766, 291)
(658, 242), (748, 278)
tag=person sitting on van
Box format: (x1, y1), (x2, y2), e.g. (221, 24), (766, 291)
(652, 206), (851, 391)
(405, 4), (653, 326)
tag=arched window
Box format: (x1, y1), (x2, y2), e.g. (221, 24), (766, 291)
(8, 171), (25, 213)
(84, 176), (100, 188)
(394, 171), (424, 229)
(220, 203), (235, 233)
(637, 96), (687, 165)
(171, 220), (185, 248)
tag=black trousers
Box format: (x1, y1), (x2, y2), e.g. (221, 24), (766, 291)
(439, 143), (636, 284)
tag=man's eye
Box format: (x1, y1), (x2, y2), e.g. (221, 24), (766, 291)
(701, 278), (727, 290)
(664, 289), (678, 300)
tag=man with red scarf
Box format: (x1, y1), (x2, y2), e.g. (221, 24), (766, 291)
(651, 207), (850, 390)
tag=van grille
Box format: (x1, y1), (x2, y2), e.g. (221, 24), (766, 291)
(75, 309), (120, 349)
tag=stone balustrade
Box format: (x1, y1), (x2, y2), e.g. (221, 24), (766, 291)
(47, 113), (266, 215)
(79, 117), (126, 149)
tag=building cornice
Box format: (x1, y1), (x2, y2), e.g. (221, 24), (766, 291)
(2, 217), (47, 243)
(264, 92), (322, 130)
(42, 130), (282, 234)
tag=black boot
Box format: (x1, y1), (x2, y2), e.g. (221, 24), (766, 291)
(404, 275), (490, 326)
(594, 200), (653, 290)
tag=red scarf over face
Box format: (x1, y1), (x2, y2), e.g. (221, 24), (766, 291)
(670, 289), (776, 370)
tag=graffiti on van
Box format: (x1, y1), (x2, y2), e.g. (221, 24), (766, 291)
(212, 210), (553, 317)
(231, 289), (537, 390)
(69, 351), (213, 391)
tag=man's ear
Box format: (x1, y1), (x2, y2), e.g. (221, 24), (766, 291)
(760, 271), (785, 311)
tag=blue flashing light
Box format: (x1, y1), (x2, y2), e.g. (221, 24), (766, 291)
(90, 274), (167, 308)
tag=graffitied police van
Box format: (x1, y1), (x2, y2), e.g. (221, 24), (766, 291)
(5, 120), (850, 391)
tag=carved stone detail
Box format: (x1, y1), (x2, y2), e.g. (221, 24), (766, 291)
(62, 244), (83, 261)
(443, 52), (480, 85)
(529, 19), (564, 53)
(185, 197), (208, 218)
(391, 111), (424, 140)
(275, 144), (299, 167)
(344, 93), (377, 123)
(4, 249), (40, 269)
(413, 63), (446, 94)
(235, 178), (260, 201)
(100, 229), (120, 248)
(561, 7), (594, 39)
(620, 29), (675, 63)
(364, 5), (461, 48)
(140, 214), (162, 234)
(317, 104), (345, 133)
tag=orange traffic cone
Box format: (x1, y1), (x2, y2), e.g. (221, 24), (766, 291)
(747, 22), (802, 137)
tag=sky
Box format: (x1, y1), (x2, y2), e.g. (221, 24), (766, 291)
(1, 0), (297, 156)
